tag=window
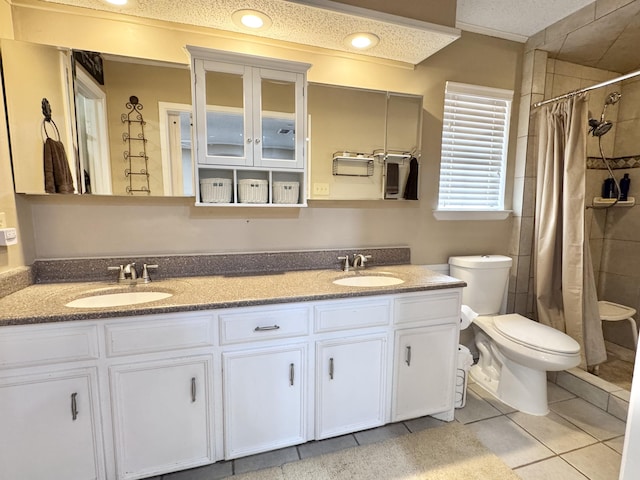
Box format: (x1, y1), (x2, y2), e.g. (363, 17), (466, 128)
(436, 81), (513, 219)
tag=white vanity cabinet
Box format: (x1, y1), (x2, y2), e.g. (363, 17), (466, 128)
(391, 292), (462, 422)
(188, 46), (310, 206)
(104, 313), (217, 480)
(313, 298), (391, 439)
(109, 356), (213, 480)
(219, 305), (311, 458)
(316, 334), (388, 439)
(0, 323), (105, 480)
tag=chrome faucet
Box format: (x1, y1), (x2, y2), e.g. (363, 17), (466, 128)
(108, 262), (158, 284)
(352, 254), (372, 270)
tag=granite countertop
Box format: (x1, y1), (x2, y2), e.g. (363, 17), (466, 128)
(0, 265), (465, 326)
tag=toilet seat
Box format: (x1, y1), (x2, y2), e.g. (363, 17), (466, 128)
(493, 314), (580, 355)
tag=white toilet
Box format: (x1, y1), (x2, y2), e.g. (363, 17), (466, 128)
(449, 255), (581, 416)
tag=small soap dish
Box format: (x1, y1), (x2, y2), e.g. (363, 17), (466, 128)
(593, 197), (635, 207)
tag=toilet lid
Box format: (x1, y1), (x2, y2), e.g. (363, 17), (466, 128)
(493, 314), (580, 354)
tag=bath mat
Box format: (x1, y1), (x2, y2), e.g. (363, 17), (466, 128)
(234, 422), (519, 479)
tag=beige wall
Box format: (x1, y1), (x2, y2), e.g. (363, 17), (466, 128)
(6, 3), (522, 265)
(0, 1), (30, 273)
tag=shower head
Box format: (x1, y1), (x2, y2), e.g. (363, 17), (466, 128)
(589, 119), (613, 137)
(589, 91), (622, 137)
(605, 92), (622, 106)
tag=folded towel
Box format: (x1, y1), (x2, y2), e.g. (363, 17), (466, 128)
(386, 162), (399, 195)
(403, 157), (419, 200)
(44, 138), (75, 194)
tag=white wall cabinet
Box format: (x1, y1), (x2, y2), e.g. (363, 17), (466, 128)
(109, 355), (214, 480)
(0, 367), (105, 480)
(188, 46), (310, 206)
(316, 334), (387, 439)
(223, 344), (307, 458)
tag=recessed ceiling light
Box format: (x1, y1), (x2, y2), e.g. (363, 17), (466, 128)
(232, 9), (273, 31)
(344, 33), (380, 50)
(104, 0), (128, 5)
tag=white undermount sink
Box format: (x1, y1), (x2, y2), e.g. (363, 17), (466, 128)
(333, 275), (405, 287)
(65, 291), (173, 308)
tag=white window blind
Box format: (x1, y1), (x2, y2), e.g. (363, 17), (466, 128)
(438, 81), (513, 211)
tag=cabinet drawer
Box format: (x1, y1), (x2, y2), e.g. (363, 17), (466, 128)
(314, 299), (390, 333)
(0, 324), (99, 369)
(220, 306), (310, 345)
(394, 292), (460, 325)
(105, 314), (214, 357)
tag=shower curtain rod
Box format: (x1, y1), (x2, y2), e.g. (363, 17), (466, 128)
(533, 67), (640, 108)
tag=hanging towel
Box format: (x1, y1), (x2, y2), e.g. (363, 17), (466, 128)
(44, 138), (75, 194)
(403, 157), (419, 200)
(385, 162), (399, 196)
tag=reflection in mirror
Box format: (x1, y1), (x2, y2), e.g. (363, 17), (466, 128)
(307, 83), (422, 201)
(1, 39), (196, 196)
(86, 54), (194, 196)
(2, 40), (77, 194)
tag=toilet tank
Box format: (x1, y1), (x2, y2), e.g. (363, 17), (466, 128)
(448, 255), (513, 315)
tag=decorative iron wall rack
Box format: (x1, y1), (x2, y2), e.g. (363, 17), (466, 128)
(122, 95), (150, 194)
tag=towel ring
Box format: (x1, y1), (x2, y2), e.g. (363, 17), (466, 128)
(41, 97), (61, 141)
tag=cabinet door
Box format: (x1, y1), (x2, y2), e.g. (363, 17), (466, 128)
(253, 68), (305, 170)
(110, 355), (214, 480)
(392, 324), (458, 422)
(316, 334), (387, 439)
(0, 368), (105, 480)
(194, 59), (252, 167)
(223, 344), (307, 459)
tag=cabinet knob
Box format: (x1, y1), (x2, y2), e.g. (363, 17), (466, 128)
(247, 138), (253, 143)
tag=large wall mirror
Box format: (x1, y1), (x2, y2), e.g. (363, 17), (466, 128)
(2, 39), (422, 200)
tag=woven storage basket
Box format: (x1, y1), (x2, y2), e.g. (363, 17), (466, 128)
(200, 178), (232, 203)
(273, 181), (300, 204)
(238, 179), (268, 203)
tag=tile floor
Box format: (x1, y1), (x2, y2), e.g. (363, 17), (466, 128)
(144, 379), (627, 480)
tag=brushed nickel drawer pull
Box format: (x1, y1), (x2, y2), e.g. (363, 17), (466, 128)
(405, 346), (412, 367)
(254, 325), (281, 332)
(289, 363), (295, 386)
(191, 377), (196, 402)
(329, 357), (334, 380)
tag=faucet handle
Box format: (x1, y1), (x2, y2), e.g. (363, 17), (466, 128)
(141, 264), (159, 283)
(108, 265), (125, 281)
(337, 255), (351, 272)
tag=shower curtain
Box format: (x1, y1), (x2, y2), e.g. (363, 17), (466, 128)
(534, 94), (606, 368)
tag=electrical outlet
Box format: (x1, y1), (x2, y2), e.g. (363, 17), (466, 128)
(313, 183), (330, 196)
(0, 212), (5, 229)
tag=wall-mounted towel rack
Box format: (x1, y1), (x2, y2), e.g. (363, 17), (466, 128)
(332, 152), (375, 177)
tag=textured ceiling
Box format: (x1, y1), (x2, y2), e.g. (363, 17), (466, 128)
(40, 0), (461, 65)
(456, 0), (596, 40)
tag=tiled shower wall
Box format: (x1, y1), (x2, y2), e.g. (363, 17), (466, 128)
(514, 54), (640, 350)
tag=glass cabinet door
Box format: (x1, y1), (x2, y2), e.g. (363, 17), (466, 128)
(195, 60), (252, 167)
(254, 68), (304, 169)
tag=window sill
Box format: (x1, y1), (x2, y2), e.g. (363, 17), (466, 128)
(432, 210), (512, 221)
